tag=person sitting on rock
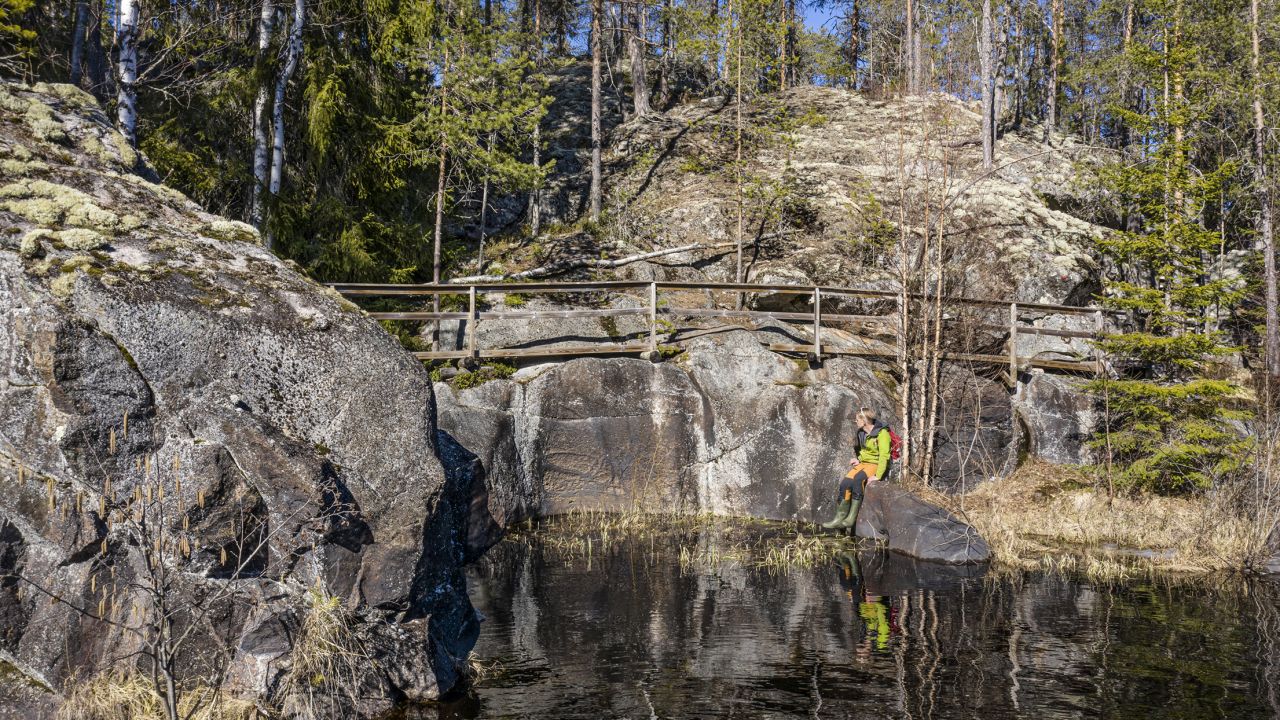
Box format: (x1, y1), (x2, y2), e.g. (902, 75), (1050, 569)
(821, 408), (891, 531)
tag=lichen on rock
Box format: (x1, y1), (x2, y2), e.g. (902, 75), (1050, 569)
(0, 178), (122, 231)
(201, 219), (262, 245)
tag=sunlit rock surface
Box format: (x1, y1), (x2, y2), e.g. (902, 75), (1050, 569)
(0, 82), (478, 716)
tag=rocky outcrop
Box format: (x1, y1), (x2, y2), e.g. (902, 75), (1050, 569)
(436, 328), (990, 564)
(0, 82), (478, 715)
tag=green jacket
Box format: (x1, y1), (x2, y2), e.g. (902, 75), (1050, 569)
(856, 423), (891, 480)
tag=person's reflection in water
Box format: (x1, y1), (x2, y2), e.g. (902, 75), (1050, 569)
(836, 552), (898, 661)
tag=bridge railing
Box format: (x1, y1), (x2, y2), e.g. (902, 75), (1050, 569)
(330, 281), (1114, 377)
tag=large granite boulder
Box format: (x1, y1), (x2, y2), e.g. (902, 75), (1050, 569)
(436, 327), (991, 564)
(0, 82), (478, 716)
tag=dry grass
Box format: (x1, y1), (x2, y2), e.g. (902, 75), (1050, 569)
(279, 586), (368, 720)
(517, 508), (862, 572)
(930, 460), (1273, 578)
(57, 671), (259, 720)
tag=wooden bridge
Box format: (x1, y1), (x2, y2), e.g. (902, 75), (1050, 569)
(330, 280), (1113, 378)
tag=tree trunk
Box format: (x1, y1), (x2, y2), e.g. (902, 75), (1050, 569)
(528, 0), (543, 236)
(590, 0), (603, 223)
(264, 0), (303, 250)
(733, 0), (744, 297)
(70, 0), (88, 87)
(629, 0), (651, 117)
(1044, 0), (1061, 146)
(115, 0), (140, 149)
(269, 0), (304, 191)
(1253, 0), (1278, 379)
(659, 0), (672, 103)
(434, 47), (450, 314)
(980, 0), (994, 169)
(250, 0), (276, 228)
(905, 0), (916, 94)
(86, 0), (107, 98)
(849, 0), (860, 89)
(1119, 0), (1134, 149)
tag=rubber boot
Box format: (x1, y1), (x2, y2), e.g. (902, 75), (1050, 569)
(821, 491), (853, 530)
(834, 497), (862, 531)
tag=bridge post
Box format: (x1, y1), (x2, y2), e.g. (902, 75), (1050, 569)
(1008, 302), (1018, 384)
(467, 285), (478, 361)
(648, 282), (658, 355)
(811, 287), (822, 362)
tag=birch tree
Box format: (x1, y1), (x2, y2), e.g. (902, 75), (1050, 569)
(980, 0), (994, 169)
(265, 0), (305, 251)
(250, 0), (276, 228)
(115, 0), (140, 148)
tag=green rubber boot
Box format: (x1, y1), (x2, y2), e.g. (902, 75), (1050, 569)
(834, 497), (862, 530)
(821, 498), (853, 530)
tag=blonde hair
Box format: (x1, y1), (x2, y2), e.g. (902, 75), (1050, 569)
(856, 407), (877, 424)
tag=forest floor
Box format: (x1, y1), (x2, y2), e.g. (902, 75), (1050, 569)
(927, 461), (1277, 581)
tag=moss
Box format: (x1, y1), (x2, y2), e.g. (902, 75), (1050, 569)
(61, 254), (95, 271)
(1, 158), (49, 176)
(0, 85), (25, 113)
(23, 100), (67, 144)
(599, 315), (621, 340)
(30, 82), (97, 109)
(658, 343), (683, 359)
(55, 228), (108, 251)
(321, 286), (361, 313)
(19, 229), (50, 259)
(0, 179), (122, 232)
(503, 292), (527, 308)
(50, 270), (79, 298)
(449, 361), (517, 390)
(201, 219), (261, 245)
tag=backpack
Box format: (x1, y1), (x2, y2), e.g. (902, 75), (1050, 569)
(885, 427), (903, 461)
(859, 424), (903, 462)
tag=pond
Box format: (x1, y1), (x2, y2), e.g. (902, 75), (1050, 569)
(431, 524), (1280, 720)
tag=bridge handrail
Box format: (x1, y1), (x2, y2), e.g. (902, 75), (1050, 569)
(328, 281), (1117, 317)
(330, 280), (1113, 379)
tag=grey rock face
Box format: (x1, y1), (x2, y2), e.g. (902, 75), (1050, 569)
(1014, 371), (1096, 466)
(437, 328), (990, 563)
(0, 82), (477, 715)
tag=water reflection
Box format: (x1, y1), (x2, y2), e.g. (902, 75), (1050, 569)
(424, 530), (1280, 720)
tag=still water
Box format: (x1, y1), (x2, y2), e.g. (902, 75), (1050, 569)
(435, 529), (1280, 720)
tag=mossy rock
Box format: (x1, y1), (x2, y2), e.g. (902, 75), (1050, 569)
(0, 179), (122, 231)
(19, 229), (51, 259)
(49, 269), (79, 298)
(201, 220), (262, 245)
(55, 228), (109, 251)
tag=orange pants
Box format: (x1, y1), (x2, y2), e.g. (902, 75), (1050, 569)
(838, 462), (879, 501)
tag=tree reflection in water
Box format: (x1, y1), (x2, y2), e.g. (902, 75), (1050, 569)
(412, 529), (1280, 720)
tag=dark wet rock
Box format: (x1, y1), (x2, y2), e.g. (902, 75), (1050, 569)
(856, 544), (988, 593)
(0, 81), (476, 714)
(930, 367), (1022, 492)
(855, 483), (990, 564)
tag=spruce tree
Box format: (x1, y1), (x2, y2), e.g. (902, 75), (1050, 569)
(1088, 0), (1252, 493)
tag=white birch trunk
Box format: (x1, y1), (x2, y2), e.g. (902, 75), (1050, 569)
(115, 0), (140, 149)
(268, 0), (304, 198)
(250, 0), (276, 228)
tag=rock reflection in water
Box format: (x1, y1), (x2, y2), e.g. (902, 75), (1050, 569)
(424, 532), (1280, 720)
